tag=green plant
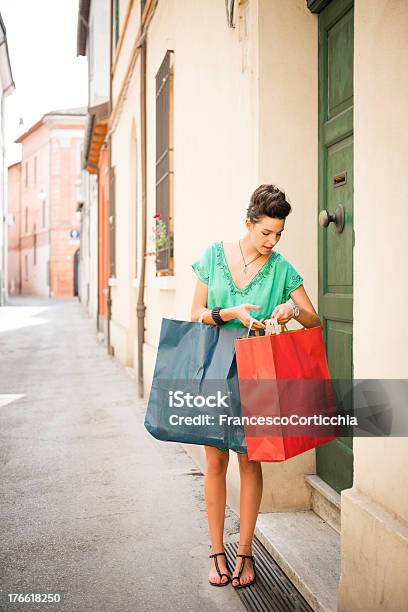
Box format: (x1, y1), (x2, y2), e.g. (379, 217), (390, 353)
(154, 217), (170, 249)
(144, 213), (173, 261)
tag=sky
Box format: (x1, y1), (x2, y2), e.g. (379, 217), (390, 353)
(1, 0), (88, 165)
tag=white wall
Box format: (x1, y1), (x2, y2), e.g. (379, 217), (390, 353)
(89, 0), (110, 107)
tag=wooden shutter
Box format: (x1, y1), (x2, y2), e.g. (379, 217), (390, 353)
(109, 166), (116, 277)
(155, 50), (173, 273)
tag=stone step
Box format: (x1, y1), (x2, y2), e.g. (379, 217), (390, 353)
(255, 509), (340, 612)
(305, 474), (341, 534)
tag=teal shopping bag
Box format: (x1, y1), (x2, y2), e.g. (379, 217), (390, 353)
(144, 318), (247, 452)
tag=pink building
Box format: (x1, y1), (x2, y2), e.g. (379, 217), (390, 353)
(8, 108), (86, 297)
(7, 161), (22, 294)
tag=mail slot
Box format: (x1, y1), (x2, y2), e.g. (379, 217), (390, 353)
(333, 172), (347, 187)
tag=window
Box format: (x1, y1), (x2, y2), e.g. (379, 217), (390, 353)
(25, 161), (28, 188)
(155, 50), (174, 274)
(25, 208), (28, 233)
(25, 255), (28, 281)
(42, 200), (46, 228)
(33, 224), (37, 265)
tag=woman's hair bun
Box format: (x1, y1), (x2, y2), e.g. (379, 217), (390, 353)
(247, 184), (292, 223)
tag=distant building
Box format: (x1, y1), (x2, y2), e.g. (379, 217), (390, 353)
(7, 161), (21, 294)
(0, 13), (15, 305)
(9, 109), (86, 297)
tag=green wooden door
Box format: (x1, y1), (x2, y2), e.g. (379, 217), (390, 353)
(317, 0), (354, 493)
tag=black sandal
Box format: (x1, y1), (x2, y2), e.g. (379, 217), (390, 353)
(231, 553), (256, 589)
(208, 551), (230, 587)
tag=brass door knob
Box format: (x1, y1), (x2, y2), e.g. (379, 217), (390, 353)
(319, 205), (345, 233)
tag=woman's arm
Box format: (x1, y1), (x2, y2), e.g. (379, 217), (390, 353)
(271, 285), (321, 329)
(190, 279), (215, 324)
(190, 279), (266, 329)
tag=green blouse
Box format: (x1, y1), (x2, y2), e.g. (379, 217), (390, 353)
(192, 241), (304, 327)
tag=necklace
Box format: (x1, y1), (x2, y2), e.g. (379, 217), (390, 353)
(238, 240), (263, 274)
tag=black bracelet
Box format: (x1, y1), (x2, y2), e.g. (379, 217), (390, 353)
(211, 307), (226, 326)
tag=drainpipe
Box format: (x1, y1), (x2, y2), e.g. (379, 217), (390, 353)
(137, 37), (147, 398)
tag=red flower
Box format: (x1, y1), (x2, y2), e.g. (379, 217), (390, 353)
(144, 251), (155, 257)
(153, 213), (161, 219)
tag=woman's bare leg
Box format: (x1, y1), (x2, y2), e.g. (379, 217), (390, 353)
(232, 453), (263, 586)
(204, 445), (230, 585)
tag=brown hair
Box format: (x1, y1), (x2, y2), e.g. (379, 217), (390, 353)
(246, 184), (292, 223)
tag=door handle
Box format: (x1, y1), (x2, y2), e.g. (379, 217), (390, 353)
(319, 204), (345, 234)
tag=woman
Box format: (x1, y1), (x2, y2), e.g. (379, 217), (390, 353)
(190, 184), (321, 589)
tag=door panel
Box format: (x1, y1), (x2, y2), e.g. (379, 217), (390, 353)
(327, 321), (352, 381)
(328, 9), (353, 117)
(326, 138), (353, 288)
(317, 0), (354, 493)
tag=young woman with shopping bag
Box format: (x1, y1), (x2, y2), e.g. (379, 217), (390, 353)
(190, 184), (321, 589)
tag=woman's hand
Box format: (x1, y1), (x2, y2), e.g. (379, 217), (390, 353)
(269, 301), (293, 325)
(221, 304), (266, 330)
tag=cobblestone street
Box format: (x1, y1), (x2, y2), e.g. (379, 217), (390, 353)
(0, 297), (244, 612)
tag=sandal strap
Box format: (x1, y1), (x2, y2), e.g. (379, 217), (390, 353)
(235, 555), (246, 581)
(232, 554), (255, 584)
(209, 552), (229, 578)
(236, 553), (255, 561)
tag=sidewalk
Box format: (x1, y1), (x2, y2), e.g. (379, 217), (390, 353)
(0, 296), (245, 612)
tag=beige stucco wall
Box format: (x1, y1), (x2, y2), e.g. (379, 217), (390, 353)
(352, 0), (408, 522)
(339, 2), (408, 609)
(107, 0), (262, 380)
(109, 89), (139, 365)
(110, 2), (142, 367)
(258, 0), (318, 309)
(253, 0), (319, 511)
(141, 0), (318, 385)
(111, 0), (319, 513)
(141, 0), (261, 389)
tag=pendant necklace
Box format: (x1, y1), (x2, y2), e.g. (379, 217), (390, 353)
(238, 240), (262, 274)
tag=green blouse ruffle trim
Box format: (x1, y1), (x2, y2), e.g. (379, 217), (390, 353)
(215, 242), (280, 296)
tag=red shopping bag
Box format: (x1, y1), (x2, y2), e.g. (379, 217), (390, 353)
(234, 325), (339, 462)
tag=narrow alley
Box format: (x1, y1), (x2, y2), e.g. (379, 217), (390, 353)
(0, 297), (245, 612)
